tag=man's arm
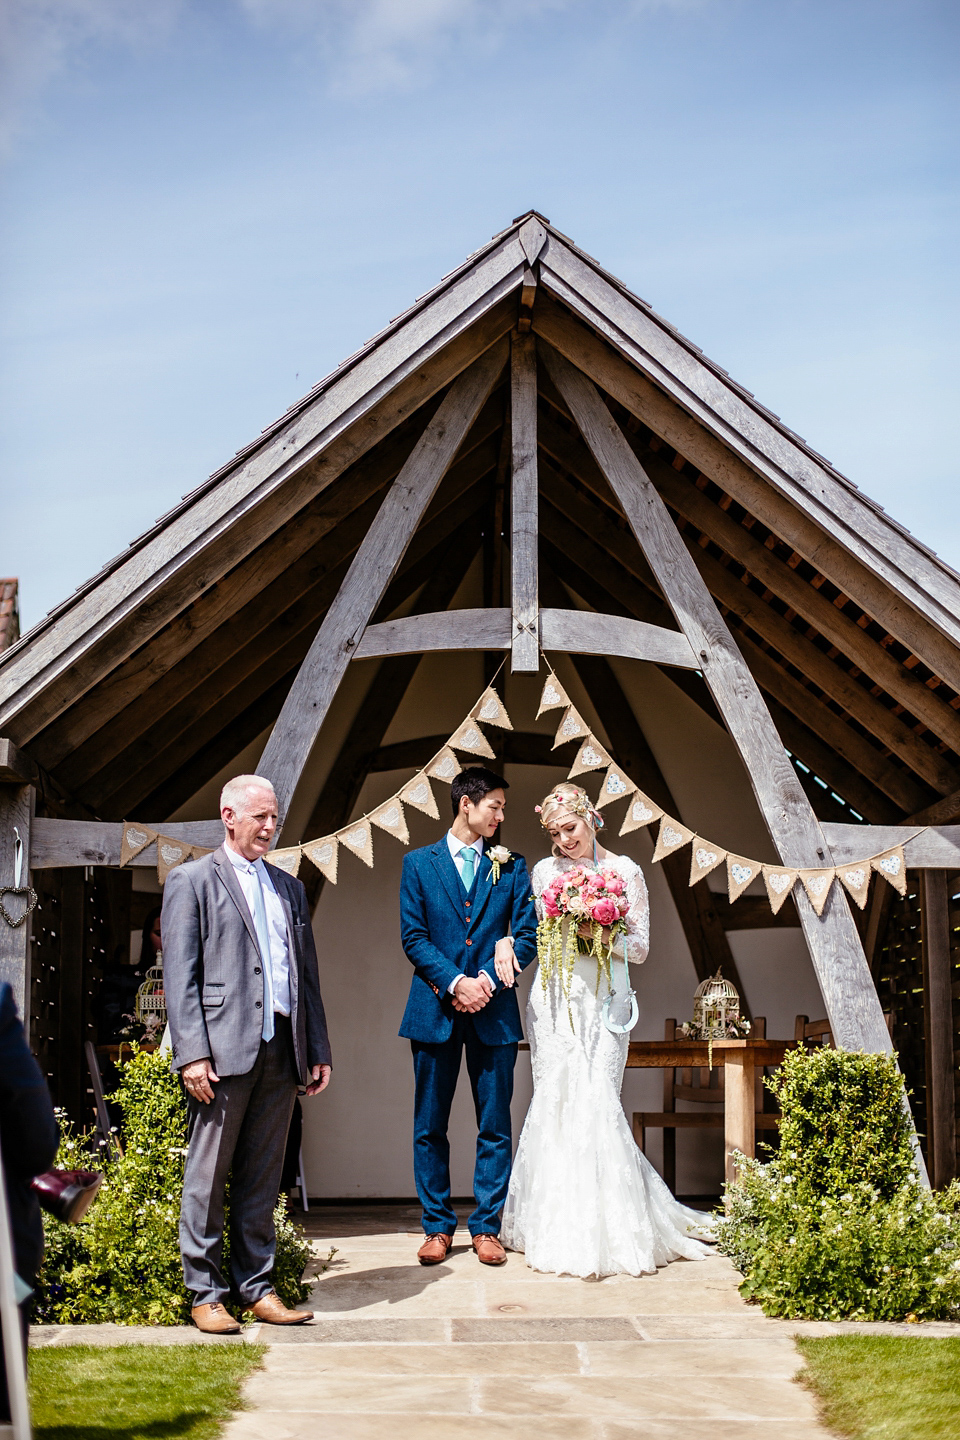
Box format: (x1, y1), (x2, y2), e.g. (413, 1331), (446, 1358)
(293, 878), (332, 1075)
(477, 855), (538, 991)
(399, 855), (463, 996)
(160, 867), (211, 1071)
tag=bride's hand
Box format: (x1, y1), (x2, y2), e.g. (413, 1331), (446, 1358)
(578, 922), (612, 945)
(494, 937), (521, 988)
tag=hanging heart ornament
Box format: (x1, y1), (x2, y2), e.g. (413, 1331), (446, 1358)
(0, 886), (37, 929)
(1, 828), (38, 928)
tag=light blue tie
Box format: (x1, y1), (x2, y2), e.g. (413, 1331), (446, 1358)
(458, 846), (477, 893)
(249, 863), (275, 1043)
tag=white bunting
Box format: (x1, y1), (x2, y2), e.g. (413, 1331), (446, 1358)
(798, 867), (836, 916)
(837, 863), (871, 910)
(568, 737), (611, 778)
(370, 798), (410, 845)
(304, 836), (339, 884)
(401, 773), (440, 820)
(726, 854), (760, 903)
(471, 687), (513, 730)
(689, 839), (725, 886)
(450, 720), (496, 759)
(652, 816), (694, 864)
(762, 865), (798, 914)
(551, 705), (588, 749)
(338, 818), (374, 868)
(268, 846), (302, 877)
(619, 790), (664, 835)
(871, 845), (907, 897)
(537, 674), (569, 718)
(157, 836), (191, 885)
(427, 747), (462, 784)
(596, 764), (636, 809)
(120, 822), (157, 868)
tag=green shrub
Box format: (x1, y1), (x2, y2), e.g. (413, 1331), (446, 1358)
(35, 1048), (312, 1325)
(716, 1047), (960, 1321)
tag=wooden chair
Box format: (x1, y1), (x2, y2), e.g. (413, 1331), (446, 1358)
(632, 1018), (778, 1194)
(793, 1015), (833, 1049)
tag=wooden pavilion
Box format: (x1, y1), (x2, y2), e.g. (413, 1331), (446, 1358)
(1, 212), (959, 1192)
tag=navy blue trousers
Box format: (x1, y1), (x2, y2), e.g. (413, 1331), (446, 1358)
(411, 1015), (517, 1237)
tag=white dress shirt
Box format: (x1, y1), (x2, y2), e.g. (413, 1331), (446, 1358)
(446, 830), (493, 997)
(225, 845), (291, 1016)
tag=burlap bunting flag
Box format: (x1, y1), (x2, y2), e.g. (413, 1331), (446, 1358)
(450, 719), (496, 759)
(370, 798), (410, 846)
(120, 822), (157, 867)
(471, 687), (513, 730)
(568, 736), (610, 778)
(552, 705), (588, 749)
(269, 846), (302, 877)
(727, 854), (760, 902)
(798, 867), (836, 916)
(537, 674), (569, 718)
(157, 835), (192, 884)
(619, 790), (664, 835)
(401, 773), (440, 820)
(762, 865), (798, 914)
(427, 747), (461, 784)
(652, 816), (694, 864)
(596, 764), (635, 809)
(836, 862), (871, 910)
(304, 836), (339, 884)
(872, 845), (907, 897)
(689, 839), (725, 886)
(338, 818), (374, 868)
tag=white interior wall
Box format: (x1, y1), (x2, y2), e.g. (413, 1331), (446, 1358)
(299, 654), (827, 1202)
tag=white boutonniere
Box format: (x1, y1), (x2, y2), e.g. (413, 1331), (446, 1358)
(487, 845), (512, 884)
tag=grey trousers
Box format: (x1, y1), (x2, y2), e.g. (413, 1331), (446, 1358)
(179, 1017), (298, 1306)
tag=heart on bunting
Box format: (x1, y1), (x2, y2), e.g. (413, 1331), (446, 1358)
(727, 854), (758, 903)
(551, 706), (586, 748)
(651, 816), (693, 864)
(838, 864), (871, 910)
(689, 839), (724, 887)
(762, 865), (798, 914)
(471, 686), (513, 730)
(596, 765), (635, 809)
(536, 675), (568, 718)
(401, 774), (440, 820)
(871, 845), (907, 896)
(619, 791), (663, 835)
(304, 836), (339, 884)
(371, 799), (411, 845)
(427, 747), (462, 783)
(568, 737), (610, 778)
(339, 819), (374, 868)
(798, 867), (836, 915)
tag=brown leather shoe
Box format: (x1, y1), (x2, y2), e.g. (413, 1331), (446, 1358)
(191, 1302), (241, 1334)
(472, 1234), (507, 1265)
(247, 1290), (313, 1325)
(417, 1233), (453, 1265)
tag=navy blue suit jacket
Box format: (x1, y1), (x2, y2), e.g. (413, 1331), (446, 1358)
(399, 838), (538, 1046)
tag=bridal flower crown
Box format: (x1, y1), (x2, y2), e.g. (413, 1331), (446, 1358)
(534, 791), (605, 830)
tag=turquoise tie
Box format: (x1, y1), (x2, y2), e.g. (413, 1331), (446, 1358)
(458, 846), (477, 892)
(249, 863), (275, 1043)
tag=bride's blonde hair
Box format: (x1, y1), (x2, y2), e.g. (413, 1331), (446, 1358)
(535, 782), (604, 858)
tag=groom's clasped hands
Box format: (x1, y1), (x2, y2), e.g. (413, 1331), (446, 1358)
(451, 938), (520, 1012)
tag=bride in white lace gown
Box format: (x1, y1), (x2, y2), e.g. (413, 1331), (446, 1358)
(500, 782), (714, 1278)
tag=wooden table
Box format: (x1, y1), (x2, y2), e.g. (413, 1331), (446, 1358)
(626, 1038), (791, 1182)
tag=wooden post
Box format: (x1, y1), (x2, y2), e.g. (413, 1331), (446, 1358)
(540, 344), (898, 1064)
(257, 338), (508, 824)
(724, 1051), (755, 1184)
(921, 870), (957, 1186)
(0, 782), (34, 1016)
(663, 1017), (677, 1193)
(510, 333), (539, 672)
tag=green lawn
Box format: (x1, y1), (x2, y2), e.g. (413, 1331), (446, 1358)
(796, 1335), (960, 1440)
(29, 1343), (265, 1440)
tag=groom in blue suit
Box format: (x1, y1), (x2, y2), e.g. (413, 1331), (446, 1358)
(399, 767), (537, 1266)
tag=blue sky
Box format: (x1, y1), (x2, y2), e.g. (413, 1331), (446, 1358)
(1, 0), (956, 631)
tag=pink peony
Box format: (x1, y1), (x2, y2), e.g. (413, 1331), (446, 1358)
(617, 896), (630, 916)
(604, 874), (624, 896)
(591, 897), (619, 926)
(541, 892), (561, 918)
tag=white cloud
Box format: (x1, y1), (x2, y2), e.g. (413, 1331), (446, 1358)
(0, 0), (183, 155)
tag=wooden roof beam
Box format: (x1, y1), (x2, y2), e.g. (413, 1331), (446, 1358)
(533, 291), (960, 693)
(540, 340), (899, 1068)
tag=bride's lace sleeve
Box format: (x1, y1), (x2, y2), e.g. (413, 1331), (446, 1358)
(530, 858), (552, 924)
(619, 857), (650, 966)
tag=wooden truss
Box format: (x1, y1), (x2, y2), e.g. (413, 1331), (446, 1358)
(4, 212), (960, 1180)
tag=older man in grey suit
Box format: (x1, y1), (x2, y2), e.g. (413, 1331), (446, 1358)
(162, 774), (331, 1334)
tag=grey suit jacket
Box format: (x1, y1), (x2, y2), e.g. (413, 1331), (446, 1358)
(161, 845), (331, 1083)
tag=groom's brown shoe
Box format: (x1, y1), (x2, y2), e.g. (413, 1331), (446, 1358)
(472, 1234), (507, 1266)
(191, 1302), (241, 1334)
(418, 1233), (453, 1265)
(247, 1290), (313, 1325)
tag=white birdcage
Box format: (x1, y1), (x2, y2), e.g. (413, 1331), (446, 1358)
(135, 955), (167, 1029)
(690, 969), (743, 1040)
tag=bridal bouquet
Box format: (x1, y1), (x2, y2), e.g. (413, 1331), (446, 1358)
(537, 865), (630, 1020)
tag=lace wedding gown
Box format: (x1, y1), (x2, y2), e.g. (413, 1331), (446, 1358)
(501, 851), (715, 1278)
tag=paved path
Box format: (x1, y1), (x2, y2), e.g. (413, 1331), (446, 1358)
(225, 1204), (829, 1440)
